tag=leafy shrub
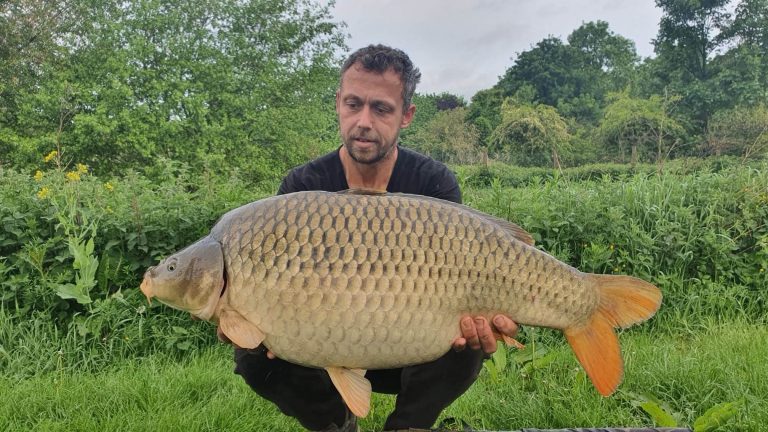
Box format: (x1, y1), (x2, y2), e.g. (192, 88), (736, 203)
(1, 159), (268, 374)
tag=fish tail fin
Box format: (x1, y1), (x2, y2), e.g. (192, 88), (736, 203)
(564, 274), (662, 396)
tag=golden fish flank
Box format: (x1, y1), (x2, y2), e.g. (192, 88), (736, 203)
(140, 190), (662, 418)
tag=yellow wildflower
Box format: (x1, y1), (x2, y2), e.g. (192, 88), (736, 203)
(44, 150), (58, 163)
(34, 170), (44, 181)
(66, 171), (81, 182)
(104, 182), (114, 192)
(76, 163), (88, 174)
(37, 187), (50, 199)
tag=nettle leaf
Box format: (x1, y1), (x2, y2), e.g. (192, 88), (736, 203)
(54, 282), (92, 304)
(176, 341), (192, 351)
(520, 351), (558, 376)
(490, 342), (507, 373)
(693, 400), (743, 432)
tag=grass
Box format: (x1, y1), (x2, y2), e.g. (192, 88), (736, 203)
(2, 321), (764, 431)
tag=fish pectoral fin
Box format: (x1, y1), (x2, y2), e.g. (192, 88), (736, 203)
(326, 367), (371, 418)
(495, 332), (525, 349)
(218, 310), (265, 349)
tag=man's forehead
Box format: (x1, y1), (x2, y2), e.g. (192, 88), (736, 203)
(340, 63), (404, 91)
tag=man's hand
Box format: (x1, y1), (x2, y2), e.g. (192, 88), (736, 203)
(452, 315), (519, 354)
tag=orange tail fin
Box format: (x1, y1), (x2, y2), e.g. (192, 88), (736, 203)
(564, 274), (662, 396)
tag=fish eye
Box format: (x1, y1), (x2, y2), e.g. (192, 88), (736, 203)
(167, 261), (177, 272)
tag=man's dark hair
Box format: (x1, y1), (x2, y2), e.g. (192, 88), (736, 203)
(340, 44), (421, 112)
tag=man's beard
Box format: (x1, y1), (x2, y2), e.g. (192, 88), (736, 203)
(344, 135), (397, 165)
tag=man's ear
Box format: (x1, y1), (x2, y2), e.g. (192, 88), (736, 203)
(400, 104), (416, 128)
(335, 90), (341, 114)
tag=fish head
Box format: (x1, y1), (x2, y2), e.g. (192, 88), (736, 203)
(140, 236), (225, 321)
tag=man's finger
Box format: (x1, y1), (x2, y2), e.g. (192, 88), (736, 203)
(461, 316), (481, 350)
(475, 317), (497, 354)
(452, 337), (468, 352)
(492, 315), (519, 338)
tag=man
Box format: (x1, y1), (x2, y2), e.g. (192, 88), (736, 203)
(227, 44), (519, 432)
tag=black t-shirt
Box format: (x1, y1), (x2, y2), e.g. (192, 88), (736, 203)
(277, 146), (462, 204)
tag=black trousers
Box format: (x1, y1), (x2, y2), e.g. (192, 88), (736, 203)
(234, 345), (485, 430)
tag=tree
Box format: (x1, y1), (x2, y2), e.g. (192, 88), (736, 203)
(567, 20), (639, 91)
(0, 0), (79, 167)
(407, 108), (481, 164)
(489, 100), (571, 168)
(465, 87), (504, 146)
(400, 92), (465, 146)
(497, 37), (579, 109)
(652, 0), (732, 130)
(707, 105), (768, 159)
(495, 22), (639, 125)
(720, 0), (768, 102)
(598, 91), (684, 166)
(0, 0), (346, 182)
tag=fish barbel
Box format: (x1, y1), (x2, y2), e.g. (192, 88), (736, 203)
(140, 190), (661, 417)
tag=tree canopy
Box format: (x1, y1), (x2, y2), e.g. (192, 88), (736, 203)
(0, 0), (346, 183)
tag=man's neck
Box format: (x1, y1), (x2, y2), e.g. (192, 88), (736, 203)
(339, 145), (398, 191)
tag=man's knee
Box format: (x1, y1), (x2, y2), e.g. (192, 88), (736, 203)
(233, 347), (350, 430)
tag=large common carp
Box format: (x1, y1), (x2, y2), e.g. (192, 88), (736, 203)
(140, 190), (661, 417)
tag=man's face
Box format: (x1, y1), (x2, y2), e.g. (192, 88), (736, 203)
(336, 64), (415, 165)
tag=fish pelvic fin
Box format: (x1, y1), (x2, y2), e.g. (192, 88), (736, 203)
(326, 367), (371, 418)
(565, 274), (662, 396)
(218, 309), (265, 349)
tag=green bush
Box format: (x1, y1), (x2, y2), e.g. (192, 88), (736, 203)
(0, 160), (269, 375)
(453, 156), (747, 188)
(463, 161), (768, 326)
(2, 158), (766, 376)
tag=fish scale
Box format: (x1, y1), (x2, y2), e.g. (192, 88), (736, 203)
(141, 190), (661, 415)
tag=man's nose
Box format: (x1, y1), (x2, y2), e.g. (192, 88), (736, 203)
(357, 105), (373, 129)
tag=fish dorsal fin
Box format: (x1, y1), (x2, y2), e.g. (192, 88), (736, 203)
(326, 367), (371, 418)
(338, 188), (387, 195)
(218, 309), (266, 349)
(386, 192), (536, 246)
(474, 213), (535, 246)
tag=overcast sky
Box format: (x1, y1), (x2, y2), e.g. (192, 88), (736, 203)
(328, 0), (664, 101)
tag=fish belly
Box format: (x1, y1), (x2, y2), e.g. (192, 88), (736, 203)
(214, 192), (598, 369)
